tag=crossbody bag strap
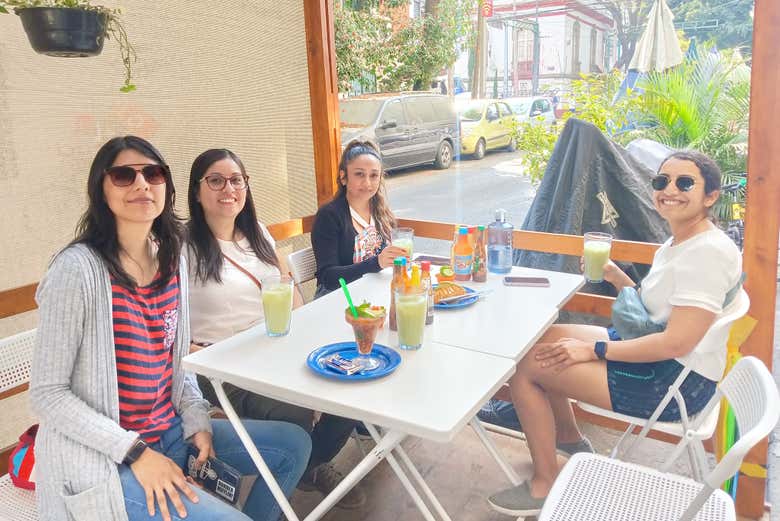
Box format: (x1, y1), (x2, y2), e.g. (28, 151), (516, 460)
(223, 253), (263, 291)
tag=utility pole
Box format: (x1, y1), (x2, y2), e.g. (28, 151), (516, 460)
(503, 22), (510, 97)
(473, 6), (487, 98)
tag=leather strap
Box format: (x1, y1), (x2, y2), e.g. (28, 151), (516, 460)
(223, 253), (262, 291)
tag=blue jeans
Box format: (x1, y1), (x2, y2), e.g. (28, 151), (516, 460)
(120, 419), (311, 521)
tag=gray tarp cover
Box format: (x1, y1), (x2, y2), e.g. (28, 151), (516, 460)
(514, 118), (670, 296)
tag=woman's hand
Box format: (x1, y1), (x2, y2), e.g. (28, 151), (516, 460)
(534, 338), (598, 373)
(191, 430), (216, 468)
(129, 446), (199, 521)
(579, 258), (635, 291)
(378, 245), (409, 269)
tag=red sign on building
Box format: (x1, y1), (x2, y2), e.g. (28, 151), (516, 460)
(481, 0), (493, 17)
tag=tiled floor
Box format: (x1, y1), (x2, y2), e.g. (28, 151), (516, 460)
(287, 420), (762, 520)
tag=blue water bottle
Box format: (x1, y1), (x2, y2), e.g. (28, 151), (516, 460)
(487, 209), (513, 274)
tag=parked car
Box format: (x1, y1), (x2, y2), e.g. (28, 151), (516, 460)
(505, 96), (556, 127)
(338, 93), (458, 171)
(458, 99), (516, 159)
(553, 98), (576, 119)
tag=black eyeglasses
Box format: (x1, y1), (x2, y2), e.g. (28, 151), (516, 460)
(200, 174), (249, 191)
(651, 174), (696, 192)
(105, 164), (169, 187)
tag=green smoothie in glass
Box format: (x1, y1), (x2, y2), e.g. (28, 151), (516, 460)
(583, 232), (612, 283)
(261, 276), (294, 336)
(394, 288), (427, 350)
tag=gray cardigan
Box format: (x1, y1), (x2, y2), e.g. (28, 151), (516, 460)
(30, 244), (212, 521)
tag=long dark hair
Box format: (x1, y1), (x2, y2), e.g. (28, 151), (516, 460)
(73, 135), (181, 289)
(336, 139), (396, 239)
(186, 149), (280, 284)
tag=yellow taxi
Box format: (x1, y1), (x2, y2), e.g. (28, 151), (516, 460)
(458, 99), (516, 159)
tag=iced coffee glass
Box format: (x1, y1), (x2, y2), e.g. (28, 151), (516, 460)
(345, 307), (386, 371)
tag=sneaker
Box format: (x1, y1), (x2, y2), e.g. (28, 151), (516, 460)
(298, 462), (367, 510)
(555, 436), (594, 457)
(487, 481), (546, 516)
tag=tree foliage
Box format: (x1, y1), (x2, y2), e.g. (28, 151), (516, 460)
(668, 0), (754, 54)
(335, 0), (474, 93)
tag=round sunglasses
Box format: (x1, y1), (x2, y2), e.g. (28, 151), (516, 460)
(199, 174), (249, 191)
(651, 174), (696, 192)
(104, 164), (169, 187)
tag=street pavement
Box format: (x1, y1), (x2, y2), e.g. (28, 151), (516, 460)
(385, 150), (535, 256)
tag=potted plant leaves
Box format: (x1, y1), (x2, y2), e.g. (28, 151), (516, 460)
(0, 0), (137, 92)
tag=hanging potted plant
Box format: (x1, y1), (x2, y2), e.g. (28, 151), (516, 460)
(0, 0), (137, 92)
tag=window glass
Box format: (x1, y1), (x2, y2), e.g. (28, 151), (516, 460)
(381, 99), (406, 126)
(405, 97), (437, 124)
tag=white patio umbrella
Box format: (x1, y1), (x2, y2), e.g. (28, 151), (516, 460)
(628, 0), (683, 73)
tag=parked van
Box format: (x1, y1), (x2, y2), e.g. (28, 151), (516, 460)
(339, 93), (458, 171)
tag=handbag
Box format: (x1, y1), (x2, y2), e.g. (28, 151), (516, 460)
(611, 273), (746, 340)
(611, 287), (665, 340)
(8, 424), (37, 490)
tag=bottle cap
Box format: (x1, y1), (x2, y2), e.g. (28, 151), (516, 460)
(394, 257), (406, 266)
(495, 209), (507, 222)
(420, 261), (431, 271)
(458, 227), (468, 235)
(478, 225), (486, 231)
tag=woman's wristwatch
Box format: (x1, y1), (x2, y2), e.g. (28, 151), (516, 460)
(594, 340), (608, 360)
(123, 437), (148, 465)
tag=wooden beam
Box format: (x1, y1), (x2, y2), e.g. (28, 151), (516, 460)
(0, 283), (37, 319)
(303, 0), (340, 206)
(266, 215), (315, 242)
(397, 218), (659, 264)
(563, 292), (614, 317)
(736, 0), (780, 515)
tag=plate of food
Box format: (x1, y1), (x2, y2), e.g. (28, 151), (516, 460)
(432, 282), (478, 309)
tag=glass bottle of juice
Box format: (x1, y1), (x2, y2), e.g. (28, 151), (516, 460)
(420, 261), (434, 325)
(449, 224), (460, 267)
(389, 257), (407, 331)
(453, 226), (473, 281)
(472, 225), (488, 282)
(467, 225), (477, 251)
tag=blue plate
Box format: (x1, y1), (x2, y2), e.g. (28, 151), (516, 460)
(307, 342), (401, 381)
(433, 284), (478, 310)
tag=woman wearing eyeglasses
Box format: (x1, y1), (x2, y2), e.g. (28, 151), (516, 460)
(185, 148), (367, 510)
(30, 137), (311, 521)
(488, 151), (745, 517)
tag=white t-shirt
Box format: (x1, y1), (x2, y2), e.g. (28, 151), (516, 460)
(188, 223), (280, 345)
(639, 228), (742, 380)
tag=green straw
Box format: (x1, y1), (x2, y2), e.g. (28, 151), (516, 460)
(339, 277), (358, 318)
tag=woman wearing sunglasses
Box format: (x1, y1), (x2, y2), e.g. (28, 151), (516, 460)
(185, 149), (367, 510)
(30, 136), (311, 521)
(488, 151), (744, 517)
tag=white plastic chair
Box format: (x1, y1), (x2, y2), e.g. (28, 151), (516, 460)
(287, 246), (317, 303)
(0, 329), (39, 521)
(538, 356), (780, 521)
(576, 289), (750, 481)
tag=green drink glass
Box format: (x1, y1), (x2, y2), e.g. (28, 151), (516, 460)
(583, 232), (612, 283)
(394, 287), (427, 350)
(261, 275), (294, 336)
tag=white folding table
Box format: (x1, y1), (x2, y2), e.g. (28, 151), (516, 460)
(183, 265), (584, 520)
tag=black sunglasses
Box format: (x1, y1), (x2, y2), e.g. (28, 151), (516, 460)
(104, 164), (169, 187)
(651, 174), (696, 192)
